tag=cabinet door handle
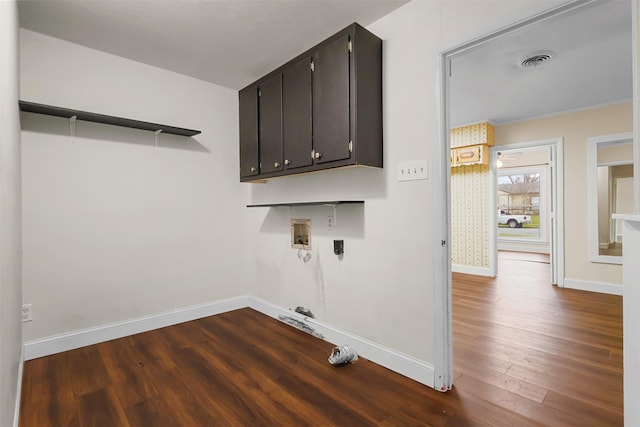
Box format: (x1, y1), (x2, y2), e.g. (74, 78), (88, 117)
(284, 159), (291, 165)
(250, 167), (257, 172)
(314, 152), (322, 159)
(274, 162), (280, 168)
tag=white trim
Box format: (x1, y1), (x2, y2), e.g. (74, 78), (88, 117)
(591, 254), (623, 265)
(613, 213), (640, 222)
(489, 147), (498, 277)
(13, 346), (24, 427)
(451, 264), (493, 277)
(563, 278), (623, 296)
(586, 132), (633, 266)
(433, 51), (453, 392)
(248, 297), (435, 388)
(497, 242), (550, 254)
(438, 1), (595, 392)
(587, 132), (634, 146)
(634, 0), (640, 215)
(21, 295), (436, 390)
(555, 140), (565, 287)
(490, 138), (564, 286)
(23, 296), (250, 360)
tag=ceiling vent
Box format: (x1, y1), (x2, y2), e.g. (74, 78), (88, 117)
(520, 52), (555, 69)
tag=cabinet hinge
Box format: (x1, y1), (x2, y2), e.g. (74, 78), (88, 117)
(310, 60), (314, 72)
(349, 141), (353, 152)
(348, 40), (352, 52)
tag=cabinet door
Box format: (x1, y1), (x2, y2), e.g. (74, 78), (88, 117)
(239, 88), (259, 178)
(283, 57), (313, 170)
(259, 74), (283, 174)
(313, 35), (351, 164)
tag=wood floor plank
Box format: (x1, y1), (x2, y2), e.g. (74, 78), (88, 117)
(453, 251), (623, 426)
(454, 373), (581, 427)
(96, 336), (161, 408)
(63, 345), (112, 397)
(542, 389), (624, 426)
(198, 311), (383, 425)
(19, 251), (623, 426)
(454, 359), (548, 403)
(447, 388), (544, 427)
(76, 387), (130, 427)
(19, 355), (79, 427)
(124, 398), (184, 427)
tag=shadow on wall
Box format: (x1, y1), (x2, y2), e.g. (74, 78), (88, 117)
(249, 165), (387, 203)
(257, 203), (365, 239)
(249, 165), (387, 240)
(20, 112), (209, 153)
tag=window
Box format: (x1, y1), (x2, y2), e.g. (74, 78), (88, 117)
(497, 167), (546, 242)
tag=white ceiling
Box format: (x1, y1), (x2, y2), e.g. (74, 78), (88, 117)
(18, 1), (633, 126)
(18, 0), (408, 90)
(449, 0), (633, 127)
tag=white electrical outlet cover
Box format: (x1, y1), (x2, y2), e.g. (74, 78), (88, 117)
(22, 303), (33, 322)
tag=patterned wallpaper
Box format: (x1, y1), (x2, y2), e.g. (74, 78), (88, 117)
(450, 123), (493, 269)
(451, 164), (490, 268)
(450, 122), (494, 148)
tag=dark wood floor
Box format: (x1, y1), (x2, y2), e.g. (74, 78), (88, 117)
(20, 251), (622, 426)
(453, 251), (623, 426)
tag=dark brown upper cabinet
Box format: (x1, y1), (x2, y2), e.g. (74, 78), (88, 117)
(238, 23), (382, 182)
(312, 35), (351, 165)
(258, 74), (283, 174)
(283, 57), (313, 170)
(238, 87), (259, 178)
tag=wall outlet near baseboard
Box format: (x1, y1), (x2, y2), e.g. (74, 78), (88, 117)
(22, 304), (33, 322)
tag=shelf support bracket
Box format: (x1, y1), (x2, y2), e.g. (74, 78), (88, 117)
(69, 115), (77, 143)
(155, 129), (162, 153)
(333, 204), (337, 228)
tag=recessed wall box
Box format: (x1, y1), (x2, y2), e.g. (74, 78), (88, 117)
(291, 219), (311, 250)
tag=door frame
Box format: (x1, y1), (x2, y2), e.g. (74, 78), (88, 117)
(489, 138), (565, 285)
(434, 0), (591, 391)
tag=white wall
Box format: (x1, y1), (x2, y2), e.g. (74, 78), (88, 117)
(20, 29), (247, 341)
(245, 0), (566, 365)
(0, 2), (23, 426)
(18, 0), (571, 386)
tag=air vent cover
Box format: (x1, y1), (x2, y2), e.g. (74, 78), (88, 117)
(521, 52), (555, 69)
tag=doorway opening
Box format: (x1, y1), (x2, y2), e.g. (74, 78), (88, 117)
(436, 0), (631, 392)
(489, 140), (564, 285)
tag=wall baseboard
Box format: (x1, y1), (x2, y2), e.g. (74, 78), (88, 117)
(248, 297), (435, 388)
(21, 295), (435, 391)
(13, 345), (24, 427)
(452, 263), (493, 277)
(23, 296), (250, 360)
(563, 278), (623, 296)
(498, 242), (550, 254)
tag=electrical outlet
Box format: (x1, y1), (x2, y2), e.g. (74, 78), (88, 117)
(398, 160), (429, 182)
(327, 215), (335, 230)
(22, 304), (33, 322)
